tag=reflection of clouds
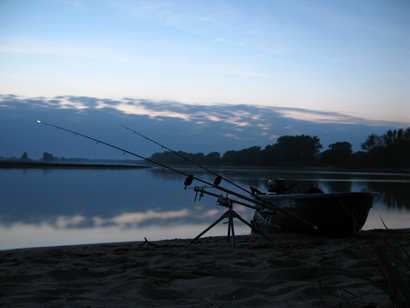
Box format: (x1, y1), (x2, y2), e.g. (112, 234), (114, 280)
(56, 215), (86, 228)
(94, 209), (190, 227)
(0, 205), (253, 232)
(234, 206), (249, 213)
(364, 208), (410, 230)
(198, 209), (220, 218)
(0, 206), (255, 250)
(38, 208), (233, 230)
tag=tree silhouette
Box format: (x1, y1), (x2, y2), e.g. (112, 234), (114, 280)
(19, 152), (29, 161)
(261, 135), (322, 165)
(320, 142), (352, 166)
(360, 128), (410, 167)
(42, 152), (57, 162)
(221, 146), (261, 165)
(149, 129), (409, 168)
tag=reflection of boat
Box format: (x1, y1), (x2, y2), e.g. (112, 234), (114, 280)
(252, 180), (377, 236)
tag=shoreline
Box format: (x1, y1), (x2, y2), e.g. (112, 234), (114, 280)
(1, 160), (409, 174)
(0, 161), (150, 169)
(1, 229), (409, 307)
(3, 227), (410, 253)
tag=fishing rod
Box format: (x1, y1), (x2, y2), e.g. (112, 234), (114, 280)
(36, 120), (318, 231)
(35, 120), (196, 184)
(120, 124), (252, 195)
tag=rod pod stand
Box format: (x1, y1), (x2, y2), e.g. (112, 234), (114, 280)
(187, 190), (276, 247)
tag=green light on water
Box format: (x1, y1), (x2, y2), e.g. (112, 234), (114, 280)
(36, 120), (42, 123)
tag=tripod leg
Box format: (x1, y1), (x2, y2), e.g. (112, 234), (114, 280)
(230, 216), (236, 247)
(186, 215), (226, 246)
(235, 214), (277, 245)
(227, 216), (231, 242)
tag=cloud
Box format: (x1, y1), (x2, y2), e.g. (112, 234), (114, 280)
(221, 133), (241, 140)
(273, 107), (408, 127)
(109, 0), (240, 34)
(275, 108), (363, 125)
(0, 37), (142, 64)
(2, 94), (407, 129)
(0, 94), (407, 159)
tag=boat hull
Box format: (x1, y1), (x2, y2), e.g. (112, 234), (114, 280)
(252, 192), (376, 236)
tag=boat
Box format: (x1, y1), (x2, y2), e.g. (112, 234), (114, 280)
(251, 179), (377, 236)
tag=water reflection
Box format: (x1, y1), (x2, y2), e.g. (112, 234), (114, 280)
(322, 180), (352, 193)
(0, 167), (409, 250)
(366, 181), (409, 210)
(0, 223), (251, 251)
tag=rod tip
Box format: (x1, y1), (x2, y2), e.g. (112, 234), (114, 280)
(36, 120), (42, 124)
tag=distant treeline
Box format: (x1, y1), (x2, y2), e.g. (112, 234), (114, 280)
(4, 152), (142, 166)
(150, 128), (410, 168)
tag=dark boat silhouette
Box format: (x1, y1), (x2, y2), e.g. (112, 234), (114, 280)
(252, 179), (376, 236)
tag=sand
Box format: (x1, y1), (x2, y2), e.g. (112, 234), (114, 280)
(1, 229), (409, 308)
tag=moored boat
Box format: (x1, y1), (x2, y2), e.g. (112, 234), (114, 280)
(252, 183), (377, 236)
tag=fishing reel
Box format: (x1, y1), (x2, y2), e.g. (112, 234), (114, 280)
(184, 174), (222, 189)
(217, 195), (233, 209)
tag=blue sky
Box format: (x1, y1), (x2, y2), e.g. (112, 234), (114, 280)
(1, 0), (409, 124)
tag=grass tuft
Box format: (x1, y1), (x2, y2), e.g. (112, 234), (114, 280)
(372, 220), (410, 308)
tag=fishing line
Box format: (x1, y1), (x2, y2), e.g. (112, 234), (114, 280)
(120, 125), (252, 195)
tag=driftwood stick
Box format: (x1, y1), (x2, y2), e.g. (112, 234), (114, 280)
(139, 237), (159, 247)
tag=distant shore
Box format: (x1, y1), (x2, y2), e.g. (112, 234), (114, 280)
(0, 160), (150, 169)
(2, 160), (409, 174)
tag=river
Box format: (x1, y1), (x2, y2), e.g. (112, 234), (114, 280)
(1, 167), (409, 250)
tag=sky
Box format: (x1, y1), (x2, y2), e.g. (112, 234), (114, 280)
(0, 0), (409, 123)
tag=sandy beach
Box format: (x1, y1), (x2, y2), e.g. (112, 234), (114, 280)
(1, 229), (409, 308)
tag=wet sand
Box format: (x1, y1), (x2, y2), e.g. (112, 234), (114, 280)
(1, 229), (409, 307)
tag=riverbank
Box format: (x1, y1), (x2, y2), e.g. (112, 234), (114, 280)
(1, 229), (409, 307)
(0, 160), (150, 169)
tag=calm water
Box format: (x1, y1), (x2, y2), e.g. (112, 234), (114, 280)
(1, 167), (409, 250)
